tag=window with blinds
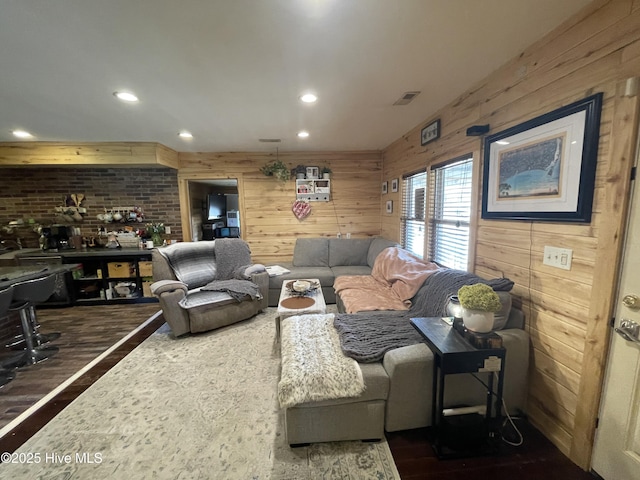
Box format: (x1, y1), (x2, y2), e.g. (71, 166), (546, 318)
(401, 171), (427, 258)
(427, 156), (473, 269)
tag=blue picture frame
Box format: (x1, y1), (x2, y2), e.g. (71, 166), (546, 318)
(481, 93), (603, 222)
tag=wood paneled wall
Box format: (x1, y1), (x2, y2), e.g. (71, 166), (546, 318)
(178, 151), (382, 263)
(382, 0), (640, 469)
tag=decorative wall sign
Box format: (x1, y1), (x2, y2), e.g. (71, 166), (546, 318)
(292, 200), (311, 220)
(482, 93), (603, 222)
(421, 119), (440, 145)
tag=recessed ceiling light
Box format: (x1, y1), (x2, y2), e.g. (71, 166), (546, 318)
(300, 93), (317, 103)
(113, 91), (139, 102)
(178, 131), (193, 138)
(297, 131), (310, 138)
(12, 129), (33, 138)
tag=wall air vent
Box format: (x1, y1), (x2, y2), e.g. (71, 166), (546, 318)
(259, 138), (281, 143)
(393, 91), (421, 106)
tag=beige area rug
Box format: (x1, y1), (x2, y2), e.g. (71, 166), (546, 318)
(0, 308), (400, 479)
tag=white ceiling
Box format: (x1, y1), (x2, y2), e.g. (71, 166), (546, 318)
(0, 0), (593, 153)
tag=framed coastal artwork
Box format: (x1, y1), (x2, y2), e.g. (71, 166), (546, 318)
(481, 93), (603, 222)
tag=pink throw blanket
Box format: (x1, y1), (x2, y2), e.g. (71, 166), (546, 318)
(334, 247), (441, 313)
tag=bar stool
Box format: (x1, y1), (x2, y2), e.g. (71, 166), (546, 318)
(0, 286), (16, 386)
(5, 306), (61, 349)
(3, 275), (59, 369)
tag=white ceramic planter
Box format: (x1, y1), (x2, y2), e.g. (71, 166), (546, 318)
(462, 308), (495, 333)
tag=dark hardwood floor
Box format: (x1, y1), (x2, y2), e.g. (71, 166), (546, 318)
(386, 421), (596, 479)
(0, 304), (596, 478)
(0, 303), (163, 452)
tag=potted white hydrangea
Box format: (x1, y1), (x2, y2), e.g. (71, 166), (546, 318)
(457, 283), (502, 333)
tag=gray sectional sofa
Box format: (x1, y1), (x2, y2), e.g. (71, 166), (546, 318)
(274, 237), (530, 446)
(266, 237), (399, 306)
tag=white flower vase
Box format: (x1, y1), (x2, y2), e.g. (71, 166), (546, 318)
(493, 292), (512, 330)
(462, 308), (495, 333)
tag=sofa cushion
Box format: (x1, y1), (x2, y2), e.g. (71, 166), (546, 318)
(292, 238), (329, 267)
(367, 238), (400, 268)
(328, 238), (371, 267)
(331, 265), (372, 278)
(268, 266), (335, 289)
(178, 290), (239, 310)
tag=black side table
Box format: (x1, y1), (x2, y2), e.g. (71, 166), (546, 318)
(410, 317), (506, 458)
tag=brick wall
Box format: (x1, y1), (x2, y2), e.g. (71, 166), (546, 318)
(0, 167), (182, 248)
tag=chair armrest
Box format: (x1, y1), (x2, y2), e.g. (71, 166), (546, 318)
(150, 280), (188, 296)
(250, 271), (269, 309)
(150, 280), (191, 337)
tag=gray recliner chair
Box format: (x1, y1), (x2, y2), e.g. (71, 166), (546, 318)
(150, 239), (268, 337)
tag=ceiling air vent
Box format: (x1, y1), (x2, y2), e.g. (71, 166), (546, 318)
(259, 138), (281, 143)
(393, 91), (421, 106)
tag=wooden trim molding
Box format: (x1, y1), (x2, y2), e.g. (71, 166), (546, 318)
(0, 142), (178, 168)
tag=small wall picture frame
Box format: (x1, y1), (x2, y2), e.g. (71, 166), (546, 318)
(386, 200), (393, 214)
(391, 178), (399, 192)
(421, 119), (441, 145)
(382, 181), (388, 194)
(306, 166), (319, 179)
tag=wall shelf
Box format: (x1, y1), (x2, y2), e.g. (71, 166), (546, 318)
(296, 179), (330, 202)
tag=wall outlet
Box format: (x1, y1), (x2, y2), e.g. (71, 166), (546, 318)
(346, 232), (351, 239)
(165, 226), (171, 234)
(543, 246), (573, 270)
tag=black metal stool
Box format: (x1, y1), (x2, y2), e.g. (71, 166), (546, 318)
(0, 286), (16, 386)
(5, 310), (61, 349)
(3, 275), (59, 369)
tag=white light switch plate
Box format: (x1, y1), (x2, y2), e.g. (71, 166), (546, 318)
(543, 246), (573, 270)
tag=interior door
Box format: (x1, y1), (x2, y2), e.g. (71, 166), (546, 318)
(591, 171), (640, 479)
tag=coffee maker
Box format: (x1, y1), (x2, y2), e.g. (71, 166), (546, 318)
(41, 225), (71, 251)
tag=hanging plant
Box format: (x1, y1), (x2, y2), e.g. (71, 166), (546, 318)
(261, 158), (291, 182)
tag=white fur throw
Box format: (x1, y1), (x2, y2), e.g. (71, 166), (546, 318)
(278, 314), (365, 408)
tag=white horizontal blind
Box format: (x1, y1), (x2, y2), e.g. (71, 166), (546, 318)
(401, 170), (427, 258)
(428, 157), (473, 269)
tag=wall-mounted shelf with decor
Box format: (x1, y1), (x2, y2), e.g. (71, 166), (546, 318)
(296, 179), (330, 202)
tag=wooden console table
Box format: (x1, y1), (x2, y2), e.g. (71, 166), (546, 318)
(410, 317), (506, 458)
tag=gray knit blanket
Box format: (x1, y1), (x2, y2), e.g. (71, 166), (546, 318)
(333, 315), (424, 363)
(334, 269), (514, 363)
(214, 238), (253, 280)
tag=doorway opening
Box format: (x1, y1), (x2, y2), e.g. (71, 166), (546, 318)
(187, 179), (239, 241)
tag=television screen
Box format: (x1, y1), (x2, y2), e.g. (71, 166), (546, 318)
(207, 194), (226, 220)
